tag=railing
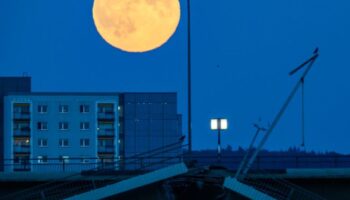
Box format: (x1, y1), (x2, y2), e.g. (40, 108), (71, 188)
(97, 112), (115, 120)
(13, 145), (30, 153)
(97, 128), (115, 137)
(184, 154), (350, 170)
(1, 139), (186, 200)
(2, 153), (347, 199)
(13, 165), (31, 172)
(239, 168), (326, 200)
(98, 146), (115, 154)
(3, 154), (350, 173)
(13, 112), (31, 120)
(3, 156), (184, 173)
(13, 128), (31, 136)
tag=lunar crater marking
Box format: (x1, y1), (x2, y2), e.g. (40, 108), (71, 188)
(93, 0), (180, 52)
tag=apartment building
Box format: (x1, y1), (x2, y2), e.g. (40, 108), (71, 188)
(3, 92), (182, 172)
(3, 93), (119, 172)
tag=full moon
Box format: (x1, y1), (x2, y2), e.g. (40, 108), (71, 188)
(92, 0), (181, 52)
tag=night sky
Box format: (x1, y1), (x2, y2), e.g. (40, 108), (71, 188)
(1, 0), (350, 153)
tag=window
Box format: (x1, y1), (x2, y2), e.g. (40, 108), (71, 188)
(59, 156), (69, 163)
(37, 122), (48, 130)
(80, 122), (90, 130)
(59, 139), (69, 147)
(59, 122), (69, 130)
(37, 156), (48, 164)
(59, 105), (69, 113)
(80, 139), (90, 147)
(80, 104), (90, 113)
(38, 105), (48, 113)
(38, 139), (48, 147)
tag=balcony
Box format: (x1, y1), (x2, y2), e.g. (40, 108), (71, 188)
(13, 145), (30, 153)
(13, 112), (31, 120)
(98, 128), (115, 137)
(98, 145), (115, 154)
(13, 127), (31, 137)
(98, 112), (115, 121)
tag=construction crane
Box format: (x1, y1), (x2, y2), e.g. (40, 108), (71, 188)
(289, 48), (319, 149)
(237, 48), (320, 178)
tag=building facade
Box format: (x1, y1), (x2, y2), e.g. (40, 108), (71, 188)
(0, 77), (31, 171)
(3, 92), (182, 172)
(121, 93), (182, 170)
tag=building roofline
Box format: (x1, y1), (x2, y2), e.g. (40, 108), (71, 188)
(0, 76), (31, 79)
(5, 92), (178, 96)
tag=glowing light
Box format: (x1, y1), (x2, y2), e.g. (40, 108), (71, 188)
(210, 118), (228, 130)
(220, 119), (228, 130)
(211, 119), (218, 130)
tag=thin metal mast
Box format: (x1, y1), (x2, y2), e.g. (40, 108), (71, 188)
(187, 0), (192, 153)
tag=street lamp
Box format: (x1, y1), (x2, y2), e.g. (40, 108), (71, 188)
(210, 118), (228, 163)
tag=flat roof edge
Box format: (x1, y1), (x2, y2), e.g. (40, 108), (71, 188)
(5, 92), (178, 96)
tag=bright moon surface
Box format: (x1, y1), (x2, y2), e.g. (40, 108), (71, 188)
(93, 0), (181, 52)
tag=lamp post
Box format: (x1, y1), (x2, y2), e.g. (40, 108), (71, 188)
(210, 118), (228, 163)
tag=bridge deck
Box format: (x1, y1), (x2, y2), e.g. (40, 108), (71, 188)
(1, 168), (350, 182)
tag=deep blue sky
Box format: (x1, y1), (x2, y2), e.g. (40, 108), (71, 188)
(1, 0), (350, 153)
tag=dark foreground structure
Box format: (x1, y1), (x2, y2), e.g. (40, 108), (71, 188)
(0, 153), (350, 200)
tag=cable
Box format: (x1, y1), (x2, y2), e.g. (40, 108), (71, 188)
(301, 78), (305, 148)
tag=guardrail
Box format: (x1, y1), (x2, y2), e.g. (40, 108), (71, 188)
(3, 156), (183, 172)
(183, 154), (350, 170)
(1, 140), (187, 200)
(3, 154), (350, 173)
(97, 128), (115, 136)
